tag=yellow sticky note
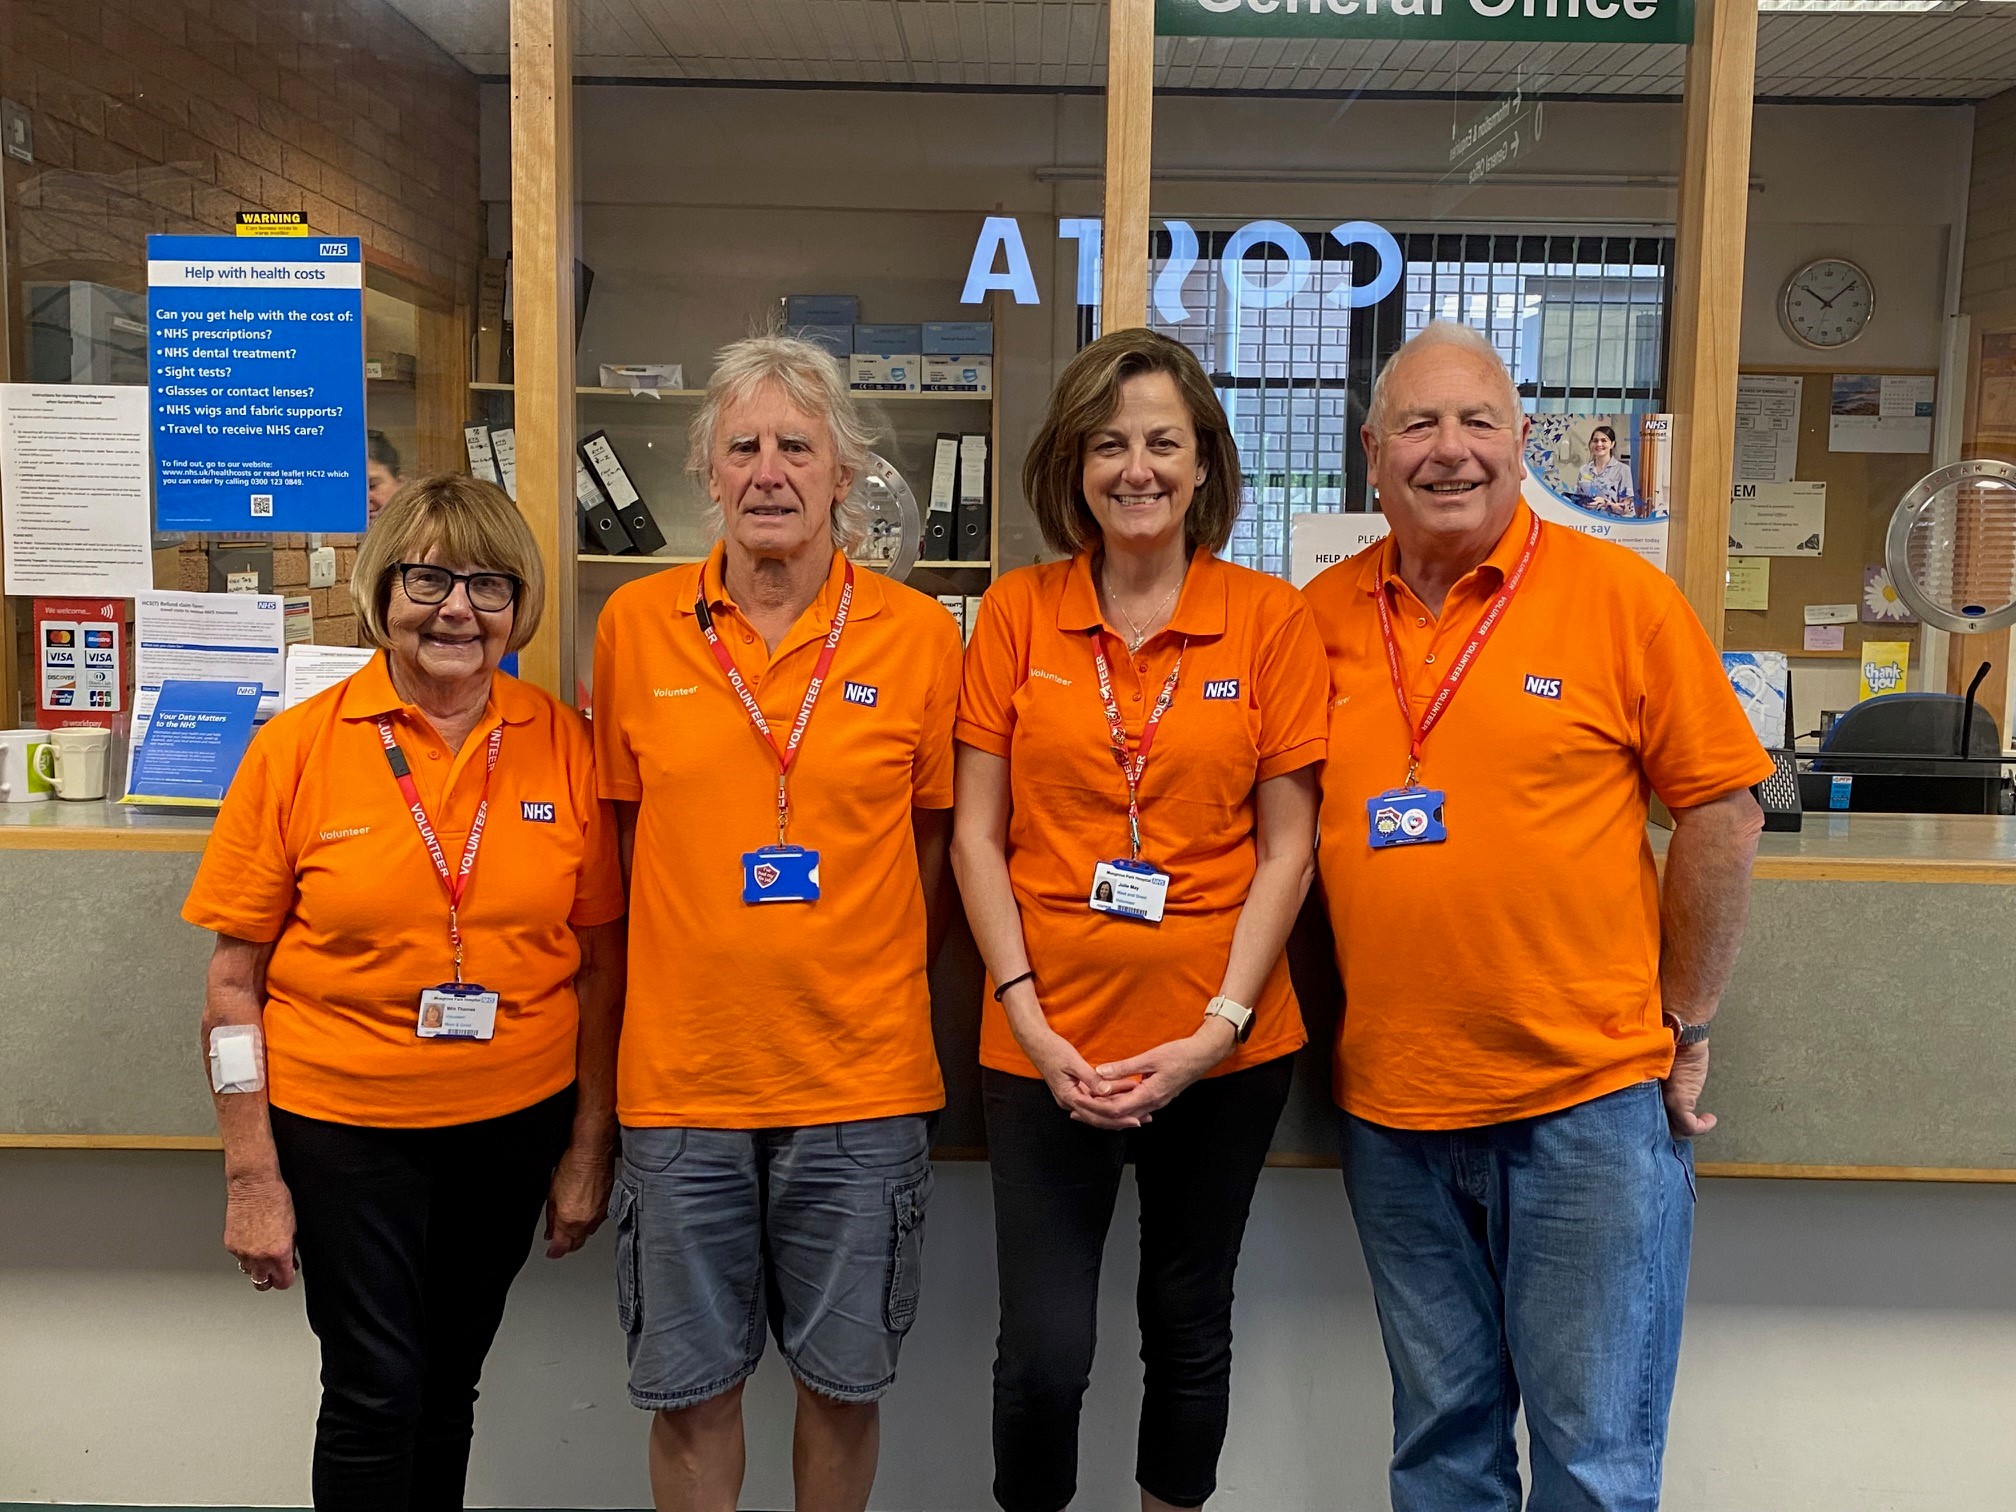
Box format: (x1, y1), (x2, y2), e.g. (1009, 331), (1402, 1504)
(1859, 641), (1910, 699)
(1726, 557), (1770, 611)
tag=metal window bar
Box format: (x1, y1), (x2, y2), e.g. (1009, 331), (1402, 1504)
(1085, 229), (1673, 577)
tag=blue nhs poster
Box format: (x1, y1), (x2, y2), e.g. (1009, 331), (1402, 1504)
(147, 235), (367, 533)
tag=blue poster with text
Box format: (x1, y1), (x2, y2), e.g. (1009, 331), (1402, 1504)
(148, 235), (367, 533)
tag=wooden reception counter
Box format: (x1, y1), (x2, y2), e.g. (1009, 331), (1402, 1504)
(4, 804), (2012, 1179)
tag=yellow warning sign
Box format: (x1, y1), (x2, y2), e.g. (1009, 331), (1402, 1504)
(236, 211), (310, 237)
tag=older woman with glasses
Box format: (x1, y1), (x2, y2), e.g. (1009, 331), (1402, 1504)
(183, 473), (627, 1512)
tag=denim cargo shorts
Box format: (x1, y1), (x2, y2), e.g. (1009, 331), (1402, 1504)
(610, 1115), (934, 1409)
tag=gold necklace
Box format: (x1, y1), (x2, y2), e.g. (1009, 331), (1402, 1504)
(1101, 572), (1182, 653)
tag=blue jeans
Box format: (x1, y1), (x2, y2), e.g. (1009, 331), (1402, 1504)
(1339, 1080), (1697, 1512)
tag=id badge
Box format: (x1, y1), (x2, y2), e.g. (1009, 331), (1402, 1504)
(1367, 788), (1448, 849)
(742, 844), (821, 904)
(417, 982), (500, 1040)
(1089, 858), (1170, 922)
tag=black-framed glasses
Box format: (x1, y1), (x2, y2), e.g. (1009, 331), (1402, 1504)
(394, 563), (522, 613)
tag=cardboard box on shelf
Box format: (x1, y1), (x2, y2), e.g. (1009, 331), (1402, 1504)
(922, 322), (993, 354)
(851, 325), (921, 393)
(598, 363), (684, 391)
(922, 353), (992, 395)
(787, 295), (860, 328)
(792, 325), (853, 361)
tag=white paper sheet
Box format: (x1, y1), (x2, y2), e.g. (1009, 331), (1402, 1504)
(1729, 482), (1827, 557)
(1733, 374), (1801, 484)
(1828, 374), (1934, 454)
(284, 644), (375, 708)
(1290, 511), (1393, 589)
(0, 384), (154, 596)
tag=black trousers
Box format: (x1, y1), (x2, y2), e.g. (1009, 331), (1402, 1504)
(984, 1056), (1295, 1512)
(270, 1085), (574, 1512)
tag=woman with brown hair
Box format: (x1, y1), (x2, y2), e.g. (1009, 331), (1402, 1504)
(951, 329), (1328, 1512)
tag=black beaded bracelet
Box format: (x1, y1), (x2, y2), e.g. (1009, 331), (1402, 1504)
(992, 970), (1036, 1002)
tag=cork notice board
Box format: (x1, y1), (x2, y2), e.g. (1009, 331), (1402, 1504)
(1723, 367), (1937, 659)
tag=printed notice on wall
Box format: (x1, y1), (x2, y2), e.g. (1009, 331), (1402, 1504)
(1290, 510), (1393, 589)
(147, 234), (367, 532)
(1733, 374), (1801, 484)
(126, 591), (285, 802)
(1729, 481), (1827, 557)
(0, 384), (153, 597)
(1828, 373), (1934, 454)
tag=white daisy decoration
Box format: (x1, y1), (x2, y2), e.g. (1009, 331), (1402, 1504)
(1862, 565), (1916, 624)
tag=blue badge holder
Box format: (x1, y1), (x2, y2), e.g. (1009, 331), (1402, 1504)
(1367, 788), (1448, 849)
(742, 844), (821, 903)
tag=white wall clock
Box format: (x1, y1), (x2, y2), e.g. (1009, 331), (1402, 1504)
(1779, 257), (1875, 350)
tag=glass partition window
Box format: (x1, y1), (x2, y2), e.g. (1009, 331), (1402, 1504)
(1087, 228), (1671, 577)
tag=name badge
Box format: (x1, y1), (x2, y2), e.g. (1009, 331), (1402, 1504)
(1367, 788), (1448, 849)
(743, 844), (822, 904)
(1089, 858), (1170, 922)
(417, 982), (500, 1040)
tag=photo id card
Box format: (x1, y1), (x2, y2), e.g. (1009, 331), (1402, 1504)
(1089, 858), (1170, 922)
(743, 844), (822, 904)
(1367, 788), (1448, 849)
(417, 982), (500, 1040)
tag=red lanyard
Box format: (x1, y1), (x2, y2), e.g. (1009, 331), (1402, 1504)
(1090, 633), (1186, 862)
(695, 560), (854, 844)
(376, 717), (502, 983)
(1374, 512), (1541, 787)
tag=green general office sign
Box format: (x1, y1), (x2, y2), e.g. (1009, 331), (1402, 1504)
(1155, 0), (1693, 45)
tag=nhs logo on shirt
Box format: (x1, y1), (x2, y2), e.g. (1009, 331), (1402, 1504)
(1202, 679), (1241, 701)
(843, 681), (879, 707)
(1523, 675), (1563, 700)
(520, 801), (555, 823)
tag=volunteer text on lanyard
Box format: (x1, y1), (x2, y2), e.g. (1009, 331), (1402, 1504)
(1366, 512), (1541, 850)
(696, 561), (853, 904)
(377, 717), (504, 1038)
(1087, 632), (1185, 923)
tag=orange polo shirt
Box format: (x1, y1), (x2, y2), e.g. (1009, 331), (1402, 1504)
(182, 654), (626, 1129)
(1304, 505), (1776, 1130)
(593, 544), (961, 1129)
(957, 550), (1327, 1079)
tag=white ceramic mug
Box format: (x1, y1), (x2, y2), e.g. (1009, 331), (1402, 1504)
(0, 729), (52, 803)
(33, 726), (112, 802)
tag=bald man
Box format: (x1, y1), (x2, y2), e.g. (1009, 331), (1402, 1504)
(1304, 321), (1772, 1512)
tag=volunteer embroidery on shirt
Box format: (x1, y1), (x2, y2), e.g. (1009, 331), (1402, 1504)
(1203, 679), (1241, 700)
(1029, 668), (1073, 687)
(1523, 674), (1563, 699)
(318, 825), (370, 842)
(653, 685), (698, 698)
(843, 681), (879, 707)
(520, 801), (556, 822)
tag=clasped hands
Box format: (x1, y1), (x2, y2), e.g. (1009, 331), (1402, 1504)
(1023, 1012), (1239, 1130)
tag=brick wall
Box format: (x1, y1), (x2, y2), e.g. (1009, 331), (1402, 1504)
(1, 0), (481, 297)
(1, 0), (479, 695)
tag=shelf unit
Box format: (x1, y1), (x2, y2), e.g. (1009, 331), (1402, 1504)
(468, 356), (1002, 689)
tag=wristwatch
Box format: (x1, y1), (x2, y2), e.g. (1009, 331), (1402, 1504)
(1663, 1011), (1712, 1049)
(1204, 996), (1254, 1043)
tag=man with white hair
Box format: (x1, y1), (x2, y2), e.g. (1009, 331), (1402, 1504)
(593, 333), (961, 1512)
(1303, 321), (1772, 1511)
